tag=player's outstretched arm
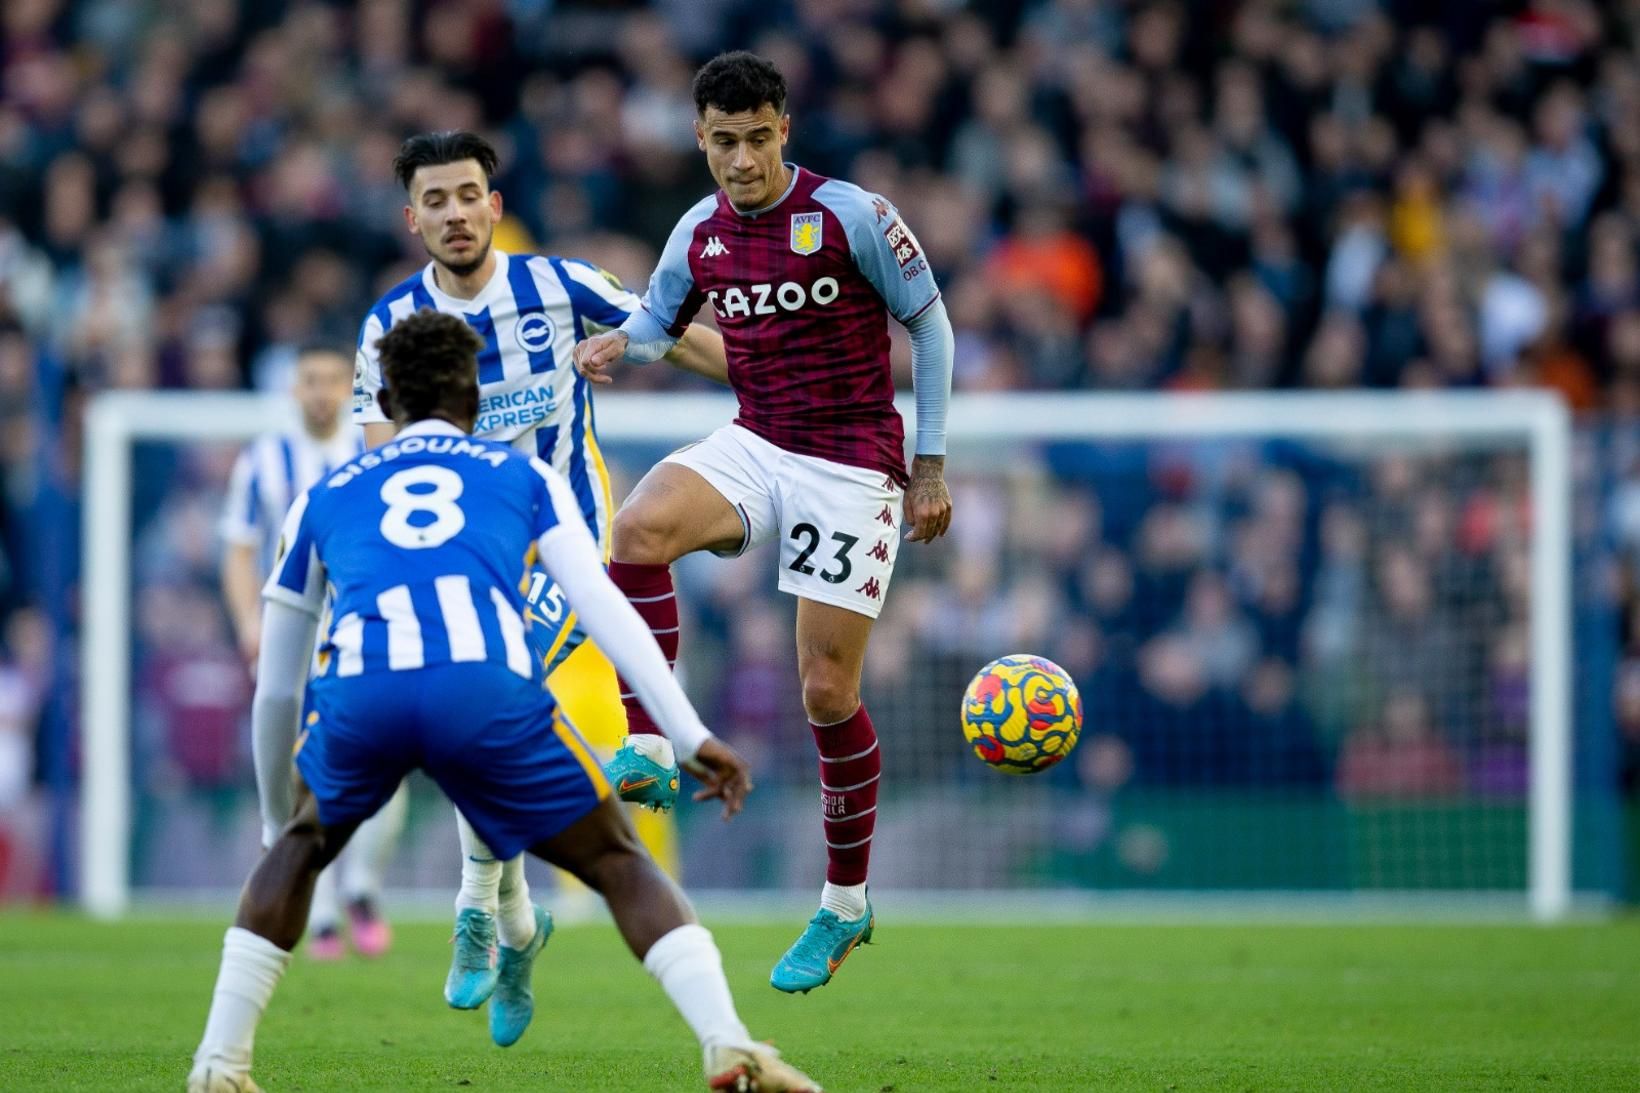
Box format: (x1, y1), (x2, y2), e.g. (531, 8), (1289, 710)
(221, 541), (264, 670)
(251, 599), (320, 846)
(661, 324), (729, 385)
(682, 737), (753, 816)
(572, 330), (630, 386)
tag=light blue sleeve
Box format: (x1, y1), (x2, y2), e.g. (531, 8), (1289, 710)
(814, 180), (941, 324)
(637, 194), (718, 337)
(616, 308), (678, 363)
(904, 297), (954, 457)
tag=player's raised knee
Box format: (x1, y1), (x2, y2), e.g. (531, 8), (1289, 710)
(610, 503), (682, 565)
(802, 677), (860, 726)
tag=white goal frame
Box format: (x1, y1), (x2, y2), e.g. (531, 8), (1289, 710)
(81, 389), (1573, 920)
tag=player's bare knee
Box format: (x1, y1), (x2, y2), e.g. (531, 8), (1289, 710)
(802, 676), (860, 726)
(611, 504), (677, 564)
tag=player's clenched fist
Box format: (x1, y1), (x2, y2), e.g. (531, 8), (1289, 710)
(684, 737), (754, 820)
(904, 454), (953, 543)
(573, 330), (629, 385)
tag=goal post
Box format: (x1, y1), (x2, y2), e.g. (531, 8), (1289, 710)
(79, 389), (1574, 920)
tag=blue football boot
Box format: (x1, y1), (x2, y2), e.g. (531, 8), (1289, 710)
(604, 735), (681, 812)
(489, 904), (553, 1047)
(444, 907), (499, 1009)
(770, 897), (874, 994)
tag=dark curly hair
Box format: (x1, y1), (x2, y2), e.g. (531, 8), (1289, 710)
(392, 130), (499, 191)
(375, 310), (483, 424)
(692, 51), (787, 117)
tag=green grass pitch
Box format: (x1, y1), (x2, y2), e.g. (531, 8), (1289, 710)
(4, 912), (1640, 1091)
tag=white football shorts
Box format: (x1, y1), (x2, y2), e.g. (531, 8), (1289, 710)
(663, 424), (903, 619)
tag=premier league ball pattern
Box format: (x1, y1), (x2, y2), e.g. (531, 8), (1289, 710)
(960, 654), (1083, 775)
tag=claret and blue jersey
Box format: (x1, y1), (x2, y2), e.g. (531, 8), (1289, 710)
(639, 166), (941, 486)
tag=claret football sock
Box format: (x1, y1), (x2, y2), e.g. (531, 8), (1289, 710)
(642, 923), (752, 1052)
(608, 561), (678, 737)
(813, 704), (881, 887)
(194, 927), (290, 1073)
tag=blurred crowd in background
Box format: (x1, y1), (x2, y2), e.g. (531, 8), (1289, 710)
(3, 0), (1640, 897)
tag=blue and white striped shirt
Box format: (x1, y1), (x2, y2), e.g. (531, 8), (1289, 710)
(221, 425), (365, 571)
(351, 250), (637, 545)
(264, 419), (582, 684)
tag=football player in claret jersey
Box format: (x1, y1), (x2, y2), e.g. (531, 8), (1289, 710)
(187, 311), (819, 1093)
(575, 51), (955, 993)
(352, 131), (728, 1017)
(219, 345), (406, 962)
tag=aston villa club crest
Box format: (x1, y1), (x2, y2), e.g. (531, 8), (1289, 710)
(790, 212), (823, 256)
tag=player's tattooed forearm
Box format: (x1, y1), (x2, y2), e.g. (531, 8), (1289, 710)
(910, 454), (945, 479)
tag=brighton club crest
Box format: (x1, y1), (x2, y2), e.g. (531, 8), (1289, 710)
(790, 212), (823, 256)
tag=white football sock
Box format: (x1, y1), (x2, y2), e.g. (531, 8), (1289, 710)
(455, 809), (500, 913)
(343, 782), (408, 902)
(643, 924), (752, 1052)
(193, 927), (290, 1073)
(308, 863), (340, 933)
(820, 881), (867, 921)
(495, 856), (537, 950)
(628, 734), (676, 766)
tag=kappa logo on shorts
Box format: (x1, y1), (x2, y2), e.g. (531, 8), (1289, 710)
(868, 541), (891, 563)
(856, 577), (882, 600)
(875, 506), (895, 526)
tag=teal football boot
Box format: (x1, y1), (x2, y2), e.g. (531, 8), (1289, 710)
(489, 904), (553, 1047)
(769, 898), (874, 994)
(604, 735), (681, 812)
(444, 907), (499, 1009)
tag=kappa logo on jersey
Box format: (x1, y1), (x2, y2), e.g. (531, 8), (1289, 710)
(708, 277), (841, 320)
(872, 197), (892, 222)
(868, 541), (891, 563)
(883, 216), (922, 268)
(790, 212), (824, 256)
(515, 312), (555, 353)
(700, 236), (729, 258)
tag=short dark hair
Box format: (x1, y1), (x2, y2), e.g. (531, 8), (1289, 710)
(692, 51), (787, 117)
(294, 342), (352, 366)
(392, 131), (500, 191)
(375, 310), (483, 422)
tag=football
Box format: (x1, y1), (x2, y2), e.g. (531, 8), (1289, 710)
(960, 654), (1083, 774)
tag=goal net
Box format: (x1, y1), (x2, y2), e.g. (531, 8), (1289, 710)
(81, 390), (1593, 919)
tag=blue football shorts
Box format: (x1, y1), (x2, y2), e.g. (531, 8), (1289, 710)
(295, 661), (610, 860)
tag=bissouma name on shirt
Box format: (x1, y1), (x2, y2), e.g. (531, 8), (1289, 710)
(325, 436), (507, 489)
